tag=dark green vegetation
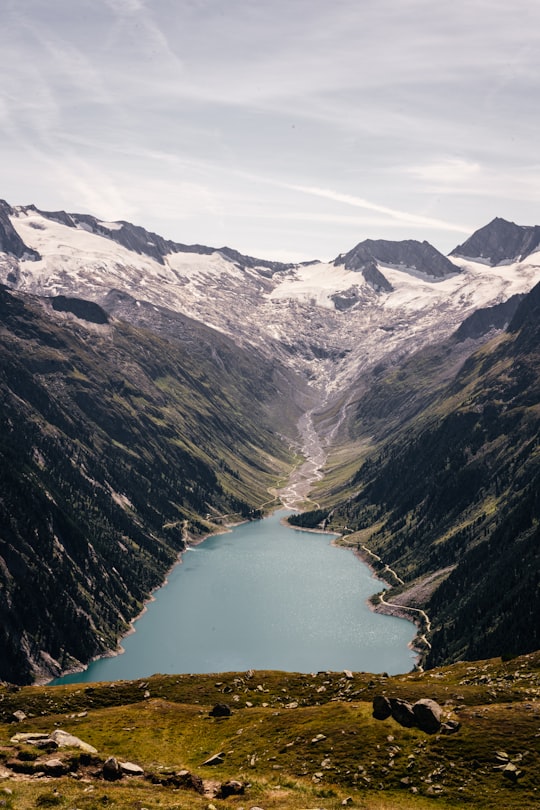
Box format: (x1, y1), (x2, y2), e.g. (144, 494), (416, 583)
(0, 286), (298, 684)
(301, 282), (540, 669)
(0, 652), (539, 809)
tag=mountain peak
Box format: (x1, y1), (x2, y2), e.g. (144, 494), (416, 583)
(0, 201), (40, 262)
(451, 218), (540, 265)
(335, 237), (459, 280)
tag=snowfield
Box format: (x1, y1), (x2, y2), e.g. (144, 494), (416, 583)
(3, 206), (540, 397)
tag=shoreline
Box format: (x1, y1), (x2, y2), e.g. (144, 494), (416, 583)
(279, 514), (428, 670)
(45, 519), (242, 686)
(349, 542), (431, 669)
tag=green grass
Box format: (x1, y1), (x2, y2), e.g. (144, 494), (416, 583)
(1, 652), (539, 809)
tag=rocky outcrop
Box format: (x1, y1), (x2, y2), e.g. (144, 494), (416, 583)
(50, 295), (110, 324)
(454, 294), (523, 341)
(10, 729), (97, 753)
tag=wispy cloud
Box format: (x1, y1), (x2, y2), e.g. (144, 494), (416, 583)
(280, 184), (471, 235)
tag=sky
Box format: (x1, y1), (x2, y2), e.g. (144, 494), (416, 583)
(1, 0), (539, 262)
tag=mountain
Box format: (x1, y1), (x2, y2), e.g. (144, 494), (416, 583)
(299, 281), (540, 666)
(451, 216), (540, 265)
(1, 202), (539, 399)
(335, 237), (459, 291)
(0, 284), (298, 684)
(1, 196), (540, 685)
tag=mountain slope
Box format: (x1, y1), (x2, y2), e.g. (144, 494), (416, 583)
(0, 286), (297, 684)
(298, 281), (540, 666)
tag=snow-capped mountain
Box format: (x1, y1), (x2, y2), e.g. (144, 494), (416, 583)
(451, 216), (540, 265)
(1, 200), (539, 397)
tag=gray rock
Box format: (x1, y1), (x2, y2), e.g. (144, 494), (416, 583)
(501, 762), (522, 782)
(372, 695), (392, 720)
(43, 758), (68, 776)
(209, 703), (231, 718)
(50, 729), (97, 753)
(389, 698), (416, 728)
(201, 752), (225, 766)
(216, 779), (245, 798)
(12, 710), (27, 723)
(10, 732), (49, 744)
(412, 699), (443, 734)
(120, 761), (144, 776)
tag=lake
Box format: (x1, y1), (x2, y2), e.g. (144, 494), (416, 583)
(52, 510), (416, 684)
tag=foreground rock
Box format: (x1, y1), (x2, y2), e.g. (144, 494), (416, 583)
(10, 729), (97, 753)
(412, 698), (443, 733)
(209, 703), (232, 717)
(216, 779), (245, 798)
(373, 696), (452, 735)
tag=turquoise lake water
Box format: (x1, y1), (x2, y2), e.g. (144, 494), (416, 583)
(52, 511), (416, 684)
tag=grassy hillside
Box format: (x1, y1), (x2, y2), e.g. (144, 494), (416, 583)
(0, 652), (538, 809)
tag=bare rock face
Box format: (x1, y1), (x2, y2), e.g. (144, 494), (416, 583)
(336, 238), (459, 278)
(0, 201), (40, 260)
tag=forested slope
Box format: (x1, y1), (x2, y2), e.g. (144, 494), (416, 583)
(297, 282), (540, 666)
(0, 286), (295, 684)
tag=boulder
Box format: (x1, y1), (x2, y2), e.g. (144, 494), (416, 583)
(103, 756), (123, 781)
(412, 699), (443, 734)
(389, 698), (416, 728)
(50, 730), (97, 753)
(209, 703), (231, 718)
(43, 758), (68, 776)
(216, 779), (245, 798)
(12, 710), (27, 723)
(372, 695), (392, 720)
(120, 761), (144, 776)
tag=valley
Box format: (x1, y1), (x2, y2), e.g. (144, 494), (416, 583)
(1, 198), (540, 690)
